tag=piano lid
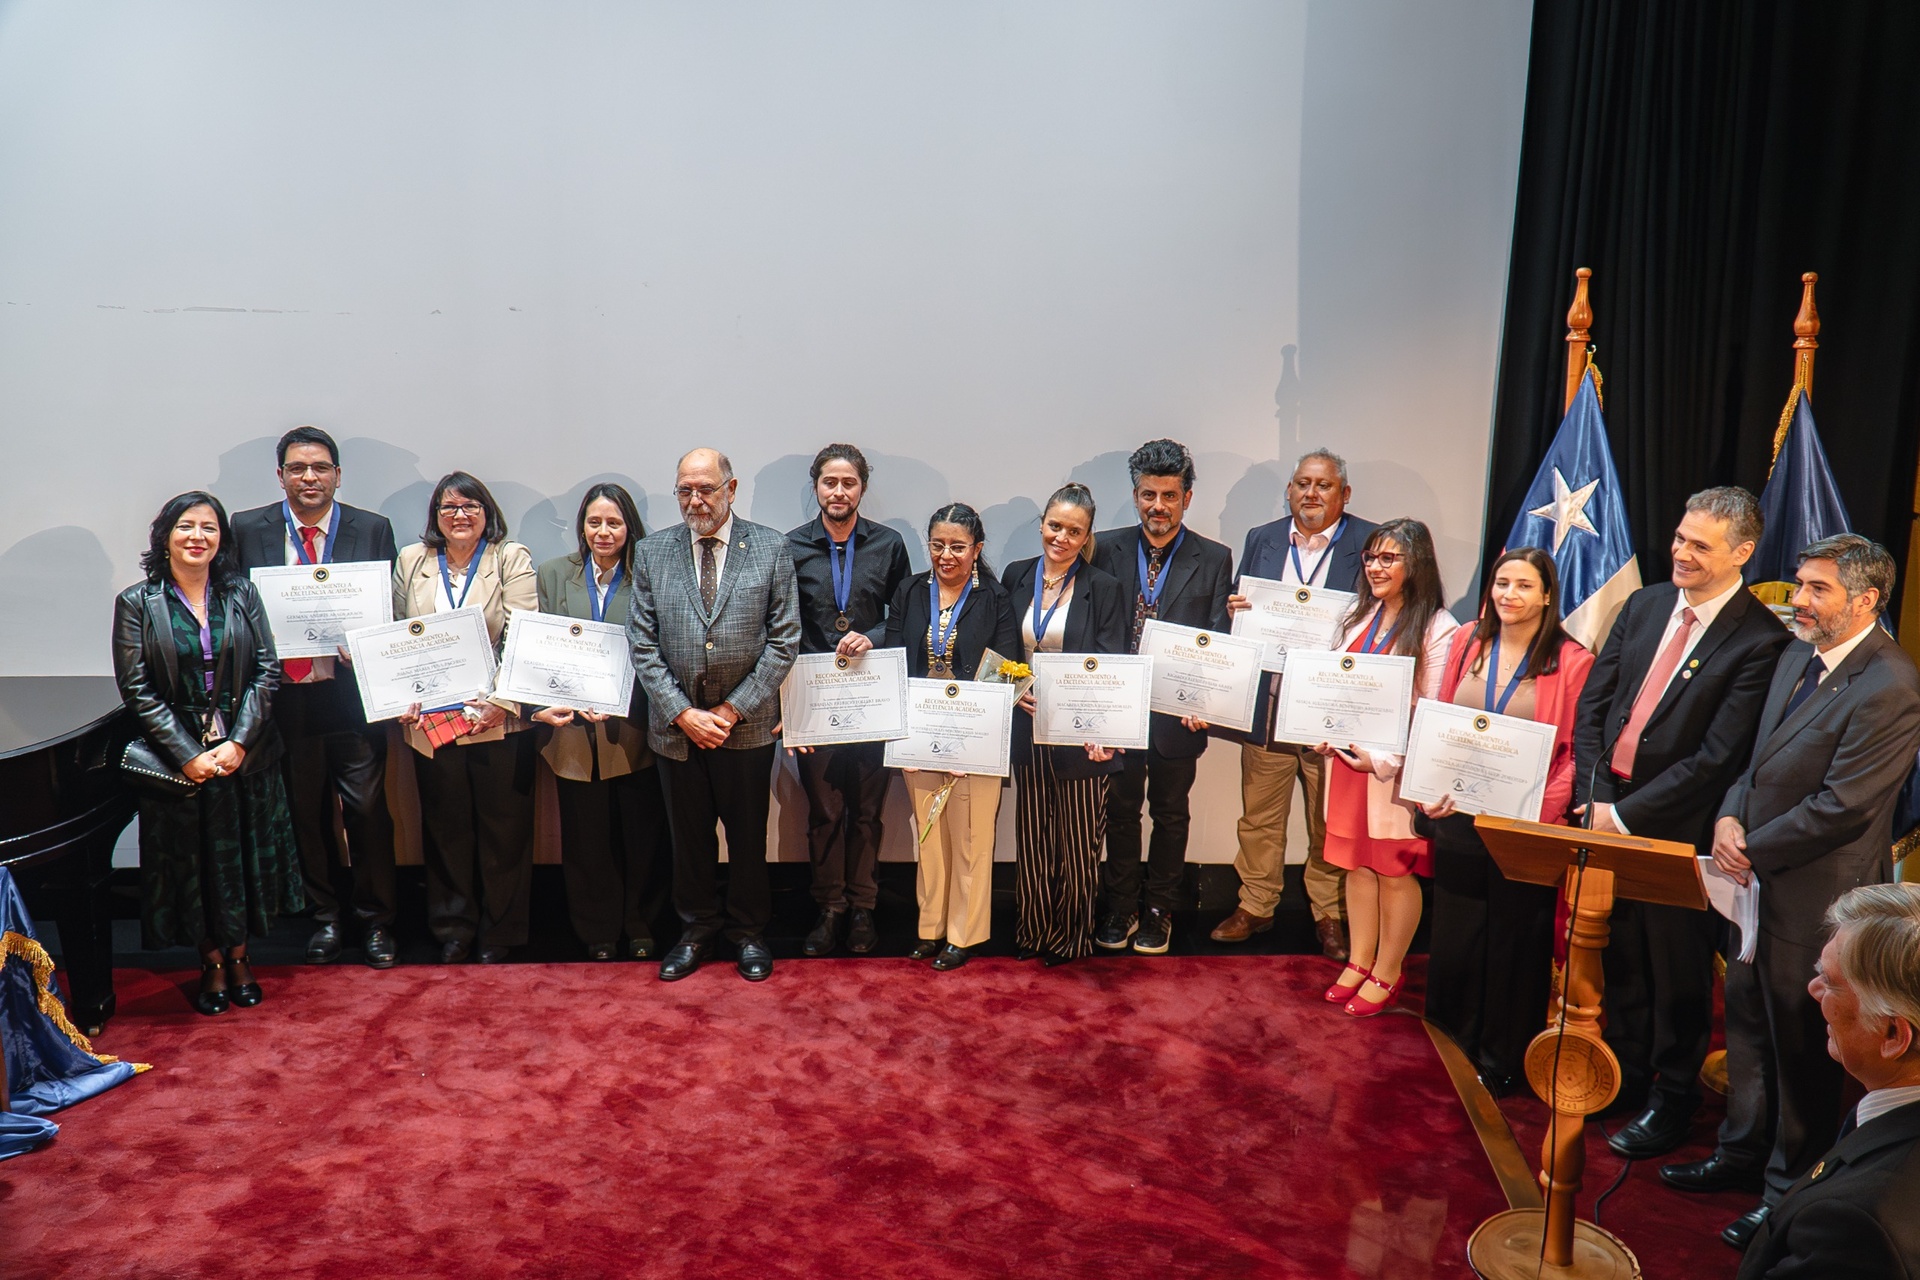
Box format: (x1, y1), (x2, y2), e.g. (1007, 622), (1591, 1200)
(0, 677), (125, 761)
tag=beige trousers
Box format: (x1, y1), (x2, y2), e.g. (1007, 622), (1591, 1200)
(908, 770), (1002, 948)
(1234, 742), (1343, 922)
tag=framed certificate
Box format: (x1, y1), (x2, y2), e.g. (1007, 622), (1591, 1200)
(778, 648), (911, 747)
(884, 678), (1015, 777)
(345, 608), (498, 721)
(1030, 652), (1151, 749)
(1400, 700), (1557, 820)
(1271, 649), (1417, 755)
(1137, 620), (1262, 734)
(1230, 575), (1355, 673)
(494, 610), (635, 717)
(249, 560), (393, 659)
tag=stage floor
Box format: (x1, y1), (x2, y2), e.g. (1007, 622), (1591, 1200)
(6, 956), (1743, 1279)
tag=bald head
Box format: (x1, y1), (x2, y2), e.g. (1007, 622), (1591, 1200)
(678, 448), (733, 482)
(675, 447), (738, 536)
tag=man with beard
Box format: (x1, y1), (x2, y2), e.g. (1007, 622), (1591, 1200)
(629, 448), (800, 982)
(784, 444), (911, 957)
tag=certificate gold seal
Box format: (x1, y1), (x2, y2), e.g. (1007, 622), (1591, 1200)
(408, 621), (426, 636)
(312, 567), (330, 583)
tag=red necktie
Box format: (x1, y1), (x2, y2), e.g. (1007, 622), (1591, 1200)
(281, 525), (323, 683)
(1610, 606), (1697, 778)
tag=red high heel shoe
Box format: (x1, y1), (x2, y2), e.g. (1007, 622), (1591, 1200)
(1344, 973), (1402, 1017)
(1323, 964), (1371, 1003)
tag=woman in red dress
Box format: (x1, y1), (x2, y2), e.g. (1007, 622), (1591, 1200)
(1315, 518), (1458, 1016)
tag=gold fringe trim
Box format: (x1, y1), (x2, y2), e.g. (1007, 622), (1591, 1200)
(1585, 351), (1604, 410)
(1896, 827), (1919, 868)
(1770, 382), (1801, 472)
(1, 930), (151, 1073)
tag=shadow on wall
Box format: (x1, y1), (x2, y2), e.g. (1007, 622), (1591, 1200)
(0, 527), (116, 675)
(519, 473), (653, 563)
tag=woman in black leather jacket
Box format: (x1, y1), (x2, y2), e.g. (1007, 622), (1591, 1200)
(111, 492), (303, 1015)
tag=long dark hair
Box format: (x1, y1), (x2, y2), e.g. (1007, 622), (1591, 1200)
(571, 483), (645, 574)
(1469, 547), (1568, 678)
(1341, 518), (1447, 681)
(927, 502), (991, 579)
(421, 471), (510, 549)
(141, 491), (242, 589)
(1043, 482), (1098, 563)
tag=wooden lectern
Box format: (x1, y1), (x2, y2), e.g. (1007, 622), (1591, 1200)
(1463, 816), (1708, 1280)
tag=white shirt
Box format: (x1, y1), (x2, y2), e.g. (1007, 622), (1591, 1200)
(283, 504), (336, 681)
(1640, 576), (1746, 705)
(1855, 1084), (1920, 1129)
(691, 515), (735, 592)
(1810, 621), (1875, 687)
(1279, 517), (1346, 588)
(591, 560), (620, 618)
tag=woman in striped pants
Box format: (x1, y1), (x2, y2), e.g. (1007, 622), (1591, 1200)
(1001, 484), (1128, 965)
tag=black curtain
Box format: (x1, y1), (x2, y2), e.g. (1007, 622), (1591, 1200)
(1484, 1), (1920, 600)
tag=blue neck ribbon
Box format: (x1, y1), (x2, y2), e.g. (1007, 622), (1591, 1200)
(282, 501), (340, 566)
(1137, 528), (1185, 610)
(1360, 604), (1401, 655)
(1289, 516), (1346, 584)
(829, 525), (857, 617)
(1483, 632), (1527, 715)
(589, 560), (624, 624)
(1032, 558), (1080, 644)
(929, 572), (973, 663)
(438, 538), (487, 612)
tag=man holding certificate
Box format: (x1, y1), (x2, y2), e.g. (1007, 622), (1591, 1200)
(784, 444), (912, 959)
(1088, 439), (1232, 956)
(232, 426), (401, 970)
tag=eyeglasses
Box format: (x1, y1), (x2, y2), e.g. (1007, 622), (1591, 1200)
(439, 503), (485, 517)
(674, 484), (725, 501)
(1361, 551), (1403, 567)
(282, 464), (337, 478)
(927, 541), (975, 557)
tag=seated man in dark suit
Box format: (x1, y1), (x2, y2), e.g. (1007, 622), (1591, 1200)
(1736, 882), (1920, 1279)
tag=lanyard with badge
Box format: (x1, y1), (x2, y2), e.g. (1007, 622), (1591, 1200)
(282, 500), (339, 565)
(829, 525), (857, 633)
(438, 538), (488, 612)
(1290, 516), (1345, 584)
(1137, 528), (1185, 612)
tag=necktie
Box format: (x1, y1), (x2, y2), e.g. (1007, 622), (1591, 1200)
(281, 525), (324, 682)
(1610, 606), (1697, 778)
(1780, 651), (1828, 722)
(1130, 544), (1167, 652)
(698, 536), (720, 613)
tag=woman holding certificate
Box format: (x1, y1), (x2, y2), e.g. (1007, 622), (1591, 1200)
(1002, 483), (1127, 966)
(393, 472), (539, 964)
(112, 493), (303, 1016)
(533, 483), (672, 963)
(1420, 548), (1592, 1091)
(884, 503), (1021, 970)
(1316, 518), (1458, 1016)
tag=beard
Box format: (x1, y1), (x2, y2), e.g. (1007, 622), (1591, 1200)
(1792, 610), (1847, 647)
(684, 506), (728, 537)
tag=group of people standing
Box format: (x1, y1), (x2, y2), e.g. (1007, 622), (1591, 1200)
(112, 427), (1920, 1255)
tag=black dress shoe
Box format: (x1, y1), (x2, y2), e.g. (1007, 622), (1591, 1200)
(193, 961), (230, 1016)
(846, 908), (878, 954)
(931, 943), (970, 971)
(441, 939), (471, 964)
(476, 946), (510, 964)
(364, 926), (397, 970)
(909, 938), (943, 961)
(1041, 950), (1077, 968)
(658, 942), (704, 981)
(586, 942), (615, 961)
(626, 938), (655, 960)
(226, 958), (263, 1008)
(1016, 947), (1041, 961)
(1607, 1101), (1698, 1159)
(1721, 1205), (1769, 1251)
(737, 938), (773, 982)
(306, 923), (343, 965)
(1660, 1154), (1765, 1194)
(803, 908), (846, 957)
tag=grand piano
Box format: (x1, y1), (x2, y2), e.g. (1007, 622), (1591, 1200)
(0, 676), (135, 1035)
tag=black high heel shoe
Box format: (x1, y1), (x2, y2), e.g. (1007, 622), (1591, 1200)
(226, 953), (263, 1008)
(194, 960), (230, 1016)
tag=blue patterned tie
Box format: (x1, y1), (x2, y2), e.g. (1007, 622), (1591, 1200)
(1780, 651), (1827, 722)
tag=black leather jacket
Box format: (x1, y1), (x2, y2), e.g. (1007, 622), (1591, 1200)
(111, 578), (283, 774)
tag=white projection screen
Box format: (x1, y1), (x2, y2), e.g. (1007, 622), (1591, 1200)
(0, 0), (1533, 865)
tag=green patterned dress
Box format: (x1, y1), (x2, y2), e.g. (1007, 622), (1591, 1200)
(137, 589), (304, 950)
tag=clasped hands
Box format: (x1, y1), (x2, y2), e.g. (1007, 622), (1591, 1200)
(183, 740), (246, 783)
(678, 702), (741, 750)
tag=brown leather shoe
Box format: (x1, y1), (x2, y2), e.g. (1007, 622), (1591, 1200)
(1210, 907), (1275, 943)
(1315, 916), (1350, 962)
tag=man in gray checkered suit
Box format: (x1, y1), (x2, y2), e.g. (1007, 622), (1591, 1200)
(628, 448), (800, 982)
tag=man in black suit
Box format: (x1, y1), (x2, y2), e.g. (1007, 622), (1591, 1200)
(1734, 883), (1920, 1278)
(1573, 486), (1789, 1159)
(1090, 439), (1233, 954)
(1665, 535), (1920, 1249)
(1212, 448), (1376, 960)
(231, 425), (401, 968)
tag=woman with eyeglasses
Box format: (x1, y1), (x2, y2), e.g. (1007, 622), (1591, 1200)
(1314, 518), (1459, 1015)
(1001, 483), (1128, 966)
(1419, 548), (1592, 1091)
(533, 483), (673, 963)
(884, 503), (1021, 970)
(393, 472), (539, 963)
(112, 492), (303, 1015)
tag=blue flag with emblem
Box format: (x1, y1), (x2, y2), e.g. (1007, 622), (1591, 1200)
(1744, 388), (1853, 606)
(1505, 368), (1641, 651)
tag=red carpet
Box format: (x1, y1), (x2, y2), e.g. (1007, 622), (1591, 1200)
(3, 955), (1724, 1279)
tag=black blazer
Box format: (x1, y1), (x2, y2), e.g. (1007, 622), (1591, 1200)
(111, 578), (282, 775)
(1231, 512), (1380, 748)
(1090, 524), (1234, 760)
(1736, 1100), (1920, 1280)
(1572, 582), (1790, 852)
(884, 571), (1021, 681)
(999, 557), (1128, 782)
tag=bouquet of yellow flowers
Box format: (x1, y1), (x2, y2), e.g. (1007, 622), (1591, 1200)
(976, 648), (1034, 700)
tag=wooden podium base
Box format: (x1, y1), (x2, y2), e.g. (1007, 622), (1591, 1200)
(1467, 1210), (1642, 1279)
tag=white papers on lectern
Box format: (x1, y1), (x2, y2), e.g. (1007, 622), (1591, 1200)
(494, 610), (635, 717)
(1029, 653), (1151, 749)
(346, 608), (497, 721)
(1230, 576), (1355, 673)
(249, 561), (393, 658)
(1136, 620), (1262, 733)
(1400, 700), (1557, 820)
(777, 648), (910, 747)
(883, 679), (1015, 777)
(1271, 649), (1416, 755)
